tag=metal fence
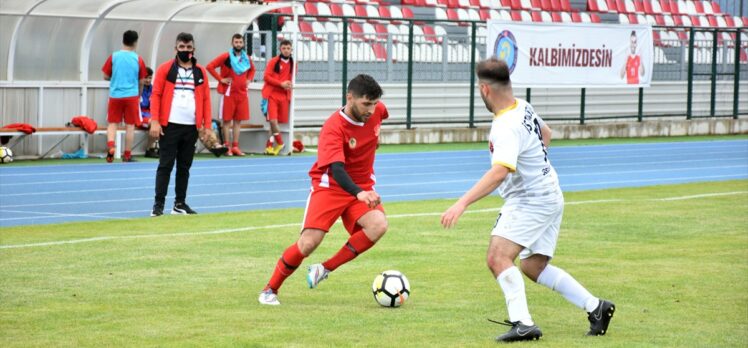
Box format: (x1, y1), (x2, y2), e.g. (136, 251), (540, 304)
(247, 14), (746, 127)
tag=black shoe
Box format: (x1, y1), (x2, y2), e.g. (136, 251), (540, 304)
(587, 300), (615, 336)
(492, 320), (542, 342)
(144, 148), (159, 158)
(209, 146), (229, 157)
(172, 202), (197, 215)
(151, 202), (164, 217)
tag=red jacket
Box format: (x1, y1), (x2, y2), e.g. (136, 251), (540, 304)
(261, 55), (294, 101)
(150, 59), (211, 129)
(206, 51), (255, 95)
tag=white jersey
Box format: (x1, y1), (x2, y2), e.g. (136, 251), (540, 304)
(489, 98), (561, 200)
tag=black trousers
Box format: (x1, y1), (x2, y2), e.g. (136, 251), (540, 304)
(154, 123), (198, 205)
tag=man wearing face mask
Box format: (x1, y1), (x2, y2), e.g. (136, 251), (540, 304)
(148, 32), (212, 217)
(207, 33), (256, 156)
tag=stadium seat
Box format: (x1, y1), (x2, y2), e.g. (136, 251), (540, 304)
(305, 3), (319, 17)
(643, 0), (654, 14)
(551, 12), (563, 22)
(467, 8), (481, 20)
(422, 24), (443, 43)
(479, 9), (491, 20)
(711, 1), (721, 14)
(447, 8), (460, 21)
(317, 3), (332, 19)
(540, 11), (552, 22)
(389, 5), (404, 23)
(499, 9), (512, 20)
(591, 13), (601, 22)
(511, 10), (522, 21)
(580, 12), (591, 22)
(531, 11), (543, 22)
(402, 7), (415, 21)
(587, 0), (599, 12)
(299, 21), (320, 41)
(623, 0), (636, 13)
(342, 4), (357, 18)
(620, 13), (631, 23)
(571, 11), (582, 22)
(371, 42), (388, 61)
(560, 11), (572, 22)
(633, 0), (644, 13)
(329, 3), (344, 17)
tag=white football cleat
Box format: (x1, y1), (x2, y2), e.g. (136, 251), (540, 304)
(258, 289), (280, 306)
(306, 263), (330, 289)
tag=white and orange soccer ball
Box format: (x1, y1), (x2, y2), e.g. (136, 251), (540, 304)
(372, 270), (410, 307)
(0, 146), (13, 164)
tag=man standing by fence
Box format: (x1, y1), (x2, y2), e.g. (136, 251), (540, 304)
(207, 33), (256, 156)
(102, 30), (147, 163)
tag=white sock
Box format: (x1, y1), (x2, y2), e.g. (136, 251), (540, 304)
(497, 266), (534, 326)
(537, 264), (599, 312)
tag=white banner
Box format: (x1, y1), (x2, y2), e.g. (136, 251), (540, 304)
(487, 21), (653, 88)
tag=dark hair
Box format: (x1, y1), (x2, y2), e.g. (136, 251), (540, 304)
(176, 32), (194, 45)
(476, 58), (511, 87)
(232, 33), (243, 41)
(280, 39), (292, 47)
(123, 30), (138, 46)
(347, 74), (383, 100)
(631, 30), (637, 37)
(145, 67), (153, 77)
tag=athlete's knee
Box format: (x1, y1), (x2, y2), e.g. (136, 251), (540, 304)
(486, 249), (513, 275)
(297, 229), (324, 255)
(520, 256), (549, 282)
(363, 217), (387, 242)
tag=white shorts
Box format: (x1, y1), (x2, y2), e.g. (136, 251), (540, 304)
(491, 194), (564, 259)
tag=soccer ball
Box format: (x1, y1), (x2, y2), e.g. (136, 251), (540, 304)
(372, 270), (410, 307)
(0, 147), (13, 164)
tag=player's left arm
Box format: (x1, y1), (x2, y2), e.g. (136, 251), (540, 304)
(441, 164), (510, 229)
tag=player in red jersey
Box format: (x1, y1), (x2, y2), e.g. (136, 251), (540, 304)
(259, 74), (389, 305)
(621, 30), (644, 84)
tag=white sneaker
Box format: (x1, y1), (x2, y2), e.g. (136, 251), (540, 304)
(258, 289), (280, 306)
(306, 263), (330, 289)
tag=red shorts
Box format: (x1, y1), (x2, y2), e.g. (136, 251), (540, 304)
(266, 96), (289, 124)
(302, 187), (384, 235)
(220, 94), (249, 122)
(107, 96), (140, 125)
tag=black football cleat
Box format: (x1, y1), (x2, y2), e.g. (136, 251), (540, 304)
(587, 300), (615, 336)
(492, 319), (543, 343)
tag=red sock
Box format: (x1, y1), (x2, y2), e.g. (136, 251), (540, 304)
(124, 150), (131, 159)
(224, 141), (230, 147)
(274, 133), (284, 145)
(267, 243), (305, 293)
(323, 231), (375, 272)
(107, 141), (115, 148)
(266, 139), (273, 148)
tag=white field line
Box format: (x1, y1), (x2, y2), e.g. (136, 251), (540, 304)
(2, 192), (745, 250)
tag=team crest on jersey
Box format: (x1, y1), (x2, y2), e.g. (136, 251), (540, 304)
(489, 141), (494, 154)
(349, 137), (357, 149)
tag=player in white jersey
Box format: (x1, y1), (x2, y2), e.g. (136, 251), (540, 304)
(441, 58), (615, 343)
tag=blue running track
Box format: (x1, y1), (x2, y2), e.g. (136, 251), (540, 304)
(1, 140), (746, 227)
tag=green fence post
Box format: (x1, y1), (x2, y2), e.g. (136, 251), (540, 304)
(271, 15), (277, 57)
(341, 19), (349, 106)
(580, 88), (586, 125)
(709, 28), (718, 117)
(526, 88), (531, 103)
(687, 27), (695, 120)
(406, 21), (414, 129)
(468, 22), (477, 128)
(734, 28), (742, 119)
(638, 87), (644, 122)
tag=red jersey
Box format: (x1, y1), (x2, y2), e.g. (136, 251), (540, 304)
(262, 56), (294, 101)
(309, 102), (389, 191)
(626, 55), (641, 84)
(206, 51), (255, 96)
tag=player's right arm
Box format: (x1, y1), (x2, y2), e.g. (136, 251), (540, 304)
(263, 58), (284, 88)
(102, 55), (113, 81)
(441, 164), (510, 229)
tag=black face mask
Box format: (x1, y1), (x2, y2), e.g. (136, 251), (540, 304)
(176, 51), (192, 63)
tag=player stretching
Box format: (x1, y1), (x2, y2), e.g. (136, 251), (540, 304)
(259, 74), (390, 305)
(441, 58), (615, 342)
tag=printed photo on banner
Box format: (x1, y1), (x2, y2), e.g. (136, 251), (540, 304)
(486, 22), (653, 88)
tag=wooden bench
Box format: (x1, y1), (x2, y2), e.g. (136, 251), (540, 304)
(0, 126), (146, 159)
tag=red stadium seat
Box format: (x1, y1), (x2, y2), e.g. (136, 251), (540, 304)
(654, 14), (665, 25)
(694, 1), (704, 13)
(724, 15), (735, 27)
(659, 0), (670, 13)
(371, 42), (387, 61)
(571, 12), (582, 22)
(550, 0), (562, 11)
(653, 30), (662, 46)
(616, 0), (627, 13)
(643, 0), (654, 14)
(628, 13), (638, 23)
(551, 12), (563, 22)
(402, 7), (415, 19)
(711, 1), (721, 14)
(298, 21), (320, 41)
(447, 8), (460, 21)
(605, 0), (617, 12)
(633, 0), (644, 13)
(374, 24), (389, 40)
(587, 0), (599, 12)
(330, 3), (344, 17)
(672, 14), (682, 26)
(531, 11), (543, 21)
(540, 0), (552, 11)
(379, 6), (391, 18)
(668, 0), (679, 15)
(690, 15), (701, 27)
(355, 5), (367, 18)
(422, 24), (443, 43)
(349, 22), (367, 40)
(591, 13), (601, 22)
(511, 0), (523, 10)
(531, 0), (543, 10)
(304, 2), (319, 17)
(511, 10), (523, 21)
(479, 9), (491, 20)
